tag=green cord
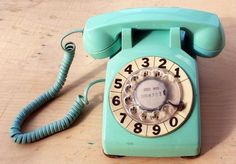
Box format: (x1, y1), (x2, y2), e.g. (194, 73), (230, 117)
(60, 29), (84, 51)
(83, 79), (105, 103)
(10, 29), (105, 144)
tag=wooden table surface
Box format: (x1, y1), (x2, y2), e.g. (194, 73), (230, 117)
(0, 1), (235, 164)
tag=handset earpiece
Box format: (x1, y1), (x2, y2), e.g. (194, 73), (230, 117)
(193, 23), (225, 57)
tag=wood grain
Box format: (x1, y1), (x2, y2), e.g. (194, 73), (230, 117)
(0, 0), (235, 164)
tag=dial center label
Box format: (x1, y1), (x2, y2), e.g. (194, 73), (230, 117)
(134, 78), (167, 110)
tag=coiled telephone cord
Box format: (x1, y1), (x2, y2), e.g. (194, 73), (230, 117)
(10, 29), (105, 144)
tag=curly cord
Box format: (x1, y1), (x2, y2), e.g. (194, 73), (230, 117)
(10, 30), (105, 144)
(60, 29), (83, 51)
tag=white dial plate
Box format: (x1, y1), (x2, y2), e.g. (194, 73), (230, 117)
(109, 56), (193, 137)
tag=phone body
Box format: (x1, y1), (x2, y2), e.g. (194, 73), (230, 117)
(83, 8), (224, 157)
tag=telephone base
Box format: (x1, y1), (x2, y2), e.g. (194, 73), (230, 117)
(102, 27), (201, 158)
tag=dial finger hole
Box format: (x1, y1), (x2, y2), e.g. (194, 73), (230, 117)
(150, 111), (158, 120)
(153, 70), (161, 77)
(130, 75), (139, 83)
(139, 111), (147, 121)
(129, 106), (137, 115)
(162, 104), (176, 115)
(124, 96), (132, 105)
(156, 70), (164, 77)
(125, 84), (132, 93)
(143, 70), (149, 77)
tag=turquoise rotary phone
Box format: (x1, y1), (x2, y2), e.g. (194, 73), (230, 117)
(10, 8), (225, 157)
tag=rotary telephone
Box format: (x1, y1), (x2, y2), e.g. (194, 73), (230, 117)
(10, 8), (225, 157)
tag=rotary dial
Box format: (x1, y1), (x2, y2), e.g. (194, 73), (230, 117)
(109, 56), (193, 137)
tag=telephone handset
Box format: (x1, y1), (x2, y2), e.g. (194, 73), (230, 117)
(83, 8), (224, 59)
(10, 8), (224, 157)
